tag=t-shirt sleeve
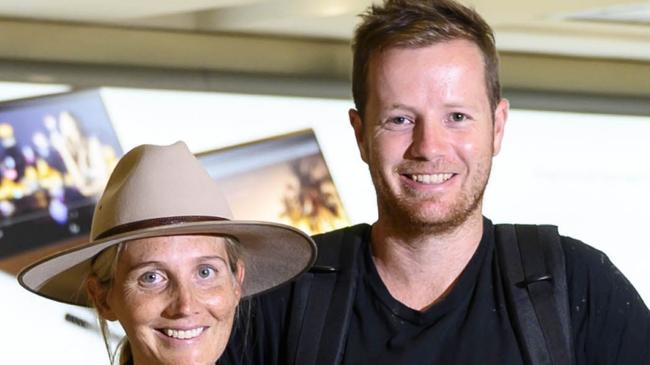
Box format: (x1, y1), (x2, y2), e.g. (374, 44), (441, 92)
(563, 236), (650, 364)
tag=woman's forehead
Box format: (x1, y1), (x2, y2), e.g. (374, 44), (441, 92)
(120, 235), (229, 262)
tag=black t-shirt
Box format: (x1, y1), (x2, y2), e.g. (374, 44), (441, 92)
(220, 219), (650, 365)
(342, 219), (524, 364)
(342, 219), (650, 364)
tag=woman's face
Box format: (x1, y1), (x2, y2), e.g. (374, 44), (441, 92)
(93, 235), (244, 365)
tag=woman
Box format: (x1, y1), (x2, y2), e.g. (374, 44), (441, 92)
(19, 141), (316, 365)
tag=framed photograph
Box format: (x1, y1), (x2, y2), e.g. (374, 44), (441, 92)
(197, 129), (350, 235)
(0, 89), (122, 258)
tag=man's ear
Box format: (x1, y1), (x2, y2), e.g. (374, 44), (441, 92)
(492, 98), (509, 156)
(86, 276), (118, 321)
(349, 108), (368, 163)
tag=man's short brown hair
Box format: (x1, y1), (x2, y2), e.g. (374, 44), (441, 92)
(352, 0), (501, 118)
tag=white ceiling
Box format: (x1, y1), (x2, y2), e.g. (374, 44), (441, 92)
(1, 0), (650, 60)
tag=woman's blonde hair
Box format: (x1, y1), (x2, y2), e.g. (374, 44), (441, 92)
(87, 235), (243, 365)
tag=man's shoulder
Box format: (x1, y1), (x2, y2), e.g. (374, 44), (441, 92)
(557, 234), (623, 285)
(558, 235), (650, 363)
(556, 233), (649, 319)
(490, 222), (636, 298)
(310, 223), (371, 268)
(312, 223), (372, 246)
(558, 234), (606, 268)
(490, 222), (606, 271)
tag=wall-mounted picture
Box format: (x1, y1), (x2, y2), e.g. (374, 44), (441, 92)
(197, 129), (349, 235)
(0, 89), (122, 258)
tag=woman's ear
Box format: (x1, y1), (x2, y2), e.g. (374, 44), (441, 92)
(234, 260), (245, 300)
(86, 276), (118, 321)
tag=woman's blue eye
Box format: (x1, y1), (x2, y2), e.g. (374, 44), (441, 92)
(198, 266), (216, 279)
(139, 272), (161, 284)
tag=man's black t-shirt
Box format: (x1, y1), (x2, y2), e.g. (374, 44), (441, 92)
(342, 219), (649, 364)
(342, 220), (524, 364)
(221, 218), (650, 364)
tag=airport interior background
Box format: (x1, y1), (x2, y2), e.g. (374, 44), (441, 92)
(1, 0), (650, 363)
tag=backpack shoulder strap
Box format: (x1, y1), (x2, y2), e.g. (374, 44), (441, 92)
(495, 224), (573, 365)
(287, 224), (368, 365)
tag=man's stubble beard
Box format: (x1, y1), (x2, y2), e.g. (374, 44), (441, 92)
(372, 159), (492, 236)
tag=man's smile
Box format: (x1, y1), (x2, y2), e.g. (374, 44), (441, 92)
(404, 173), (454, 184)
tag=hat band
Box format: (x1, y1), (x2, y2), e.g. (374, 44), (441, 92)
(94, 216), (229, 240)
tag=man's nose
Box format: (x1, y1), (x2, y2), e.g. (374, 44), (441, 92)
(408, 120), (447, 160)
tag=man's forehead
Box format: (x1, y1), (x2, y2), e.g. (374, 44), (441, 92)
(366, 41), (490, 103)
(370, 40), (485, 69)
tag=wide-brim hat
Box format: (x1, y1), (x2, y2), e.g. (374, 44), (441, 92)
(18, 141), (317, 307)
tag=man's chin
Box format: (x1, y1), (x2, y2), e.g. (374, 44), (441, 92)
(384, 200), (479, 235)
(404, 212), (463, 234)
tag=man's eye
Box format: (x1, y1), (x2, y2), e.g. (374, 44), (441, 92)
(390, 116), (410, 125)
(197, 265), (216, 279)
(450, 113), (467, 122)
(384, 116), (413, 130)
(139, 271), (163, 285)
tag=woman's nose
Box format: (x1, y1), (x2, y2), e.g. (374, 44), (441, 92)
(163, 282), (199, 318)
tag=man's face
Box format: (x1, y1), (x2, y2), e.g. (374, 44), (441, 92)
(350, 39), (508, 232)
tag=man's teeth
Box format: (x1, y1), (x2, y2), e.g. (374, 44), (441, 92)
(410, 173), (453, 184)
(163, 327), (204, 340)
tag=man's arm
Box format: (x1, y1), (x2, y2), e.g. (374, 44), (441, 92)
(563, 237), (650, 363)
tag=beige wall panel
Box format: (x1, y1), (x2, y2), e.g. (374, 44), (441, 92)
(1, 19), (649, 99)
(0, 19), (352, 78)
(501, 53), (650, 97)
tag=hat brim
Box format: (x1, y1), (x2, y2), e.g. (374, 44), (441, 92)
(18, 220), (316, 307)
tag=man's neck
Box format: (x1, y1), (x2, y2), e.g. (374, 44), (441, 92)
(370, 213), (484, 311)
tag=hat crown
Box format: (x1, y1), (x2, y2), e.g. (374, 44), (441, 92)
(91, 142), (232, 240)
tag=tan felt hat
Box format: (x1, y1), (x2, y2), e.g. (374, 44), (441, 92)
(18, 141), (317, 306)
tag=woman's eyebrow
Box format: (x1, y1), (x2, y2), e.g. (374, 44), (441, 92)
(195, 256), (228, 265)
(125, 255), (228, 272)
(126, 260), (163, 272)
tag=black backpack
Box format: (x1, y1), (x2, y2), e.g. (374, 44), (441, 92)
(285, 223), (574, 365)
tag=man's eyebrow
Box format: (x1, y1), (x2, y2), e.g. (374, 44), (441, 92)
(441, 99), (483, 111)
(442, 101), (465, 108)
(386, 102), (481, 112)
(385, 103), (417, 113)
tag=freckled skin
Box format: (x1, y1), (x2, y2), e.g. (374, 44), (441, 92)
(95, 235), (243, 365)
(350, 40), (508, 235)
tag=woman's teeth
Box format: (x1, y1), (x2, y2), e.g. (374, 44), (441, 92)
(163, 327), (204, 340)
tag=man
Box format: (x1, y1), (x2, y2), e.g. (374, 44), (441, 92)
(221, 0), (650, 364)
